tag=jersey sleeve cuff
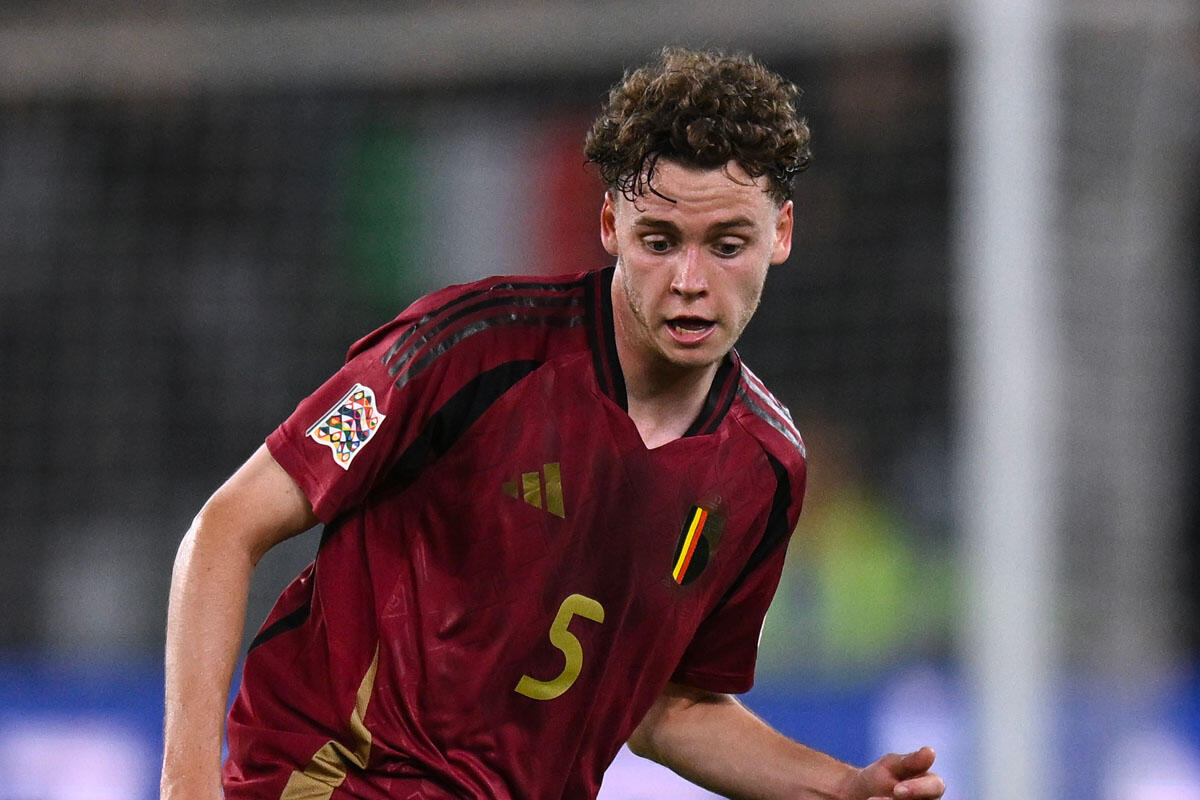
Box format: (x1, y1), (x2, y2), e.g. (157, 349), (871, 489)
(669, 668), (755, 696)
(265, 429), (337, 525)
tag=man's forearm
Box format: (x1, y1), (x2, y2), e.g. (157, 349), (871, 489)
(629, 683), (857, 800)
(160, 518), (255, 800)
(161, 445), (318, 799)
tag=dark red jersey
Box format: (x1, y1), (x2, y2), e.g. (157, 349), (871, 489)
(224, 267), (807, 800)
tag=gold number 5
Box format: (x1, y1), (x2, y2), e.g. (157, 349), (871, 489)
(514, 593), (605, 701)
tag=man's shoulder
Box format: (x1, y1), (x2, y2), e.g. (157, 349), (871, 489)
(406, 270), (597, 319)
(729, 360), (806, 471)
(345, 269), (602, 367)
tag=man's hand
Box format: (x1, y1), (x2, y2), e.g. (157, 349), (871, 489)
(842, 746), (945, 800)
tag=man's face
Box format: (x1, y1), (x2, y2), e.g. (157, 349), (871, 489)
(602, 159), (794, 376)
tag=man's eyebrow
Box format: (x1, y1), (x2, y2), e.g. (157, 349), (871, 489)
(631, 217), (680, 232)
(709, 217), (756, 232)
(631, 216), (757, 232)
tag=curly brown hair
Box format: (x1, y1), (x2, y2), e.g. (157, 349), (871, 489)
(584, 47), (811, 206)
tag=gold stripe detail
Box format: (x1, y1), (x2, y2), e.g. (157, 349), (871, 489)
(542, 462), (564, 518)
(280, 645), (380, 800)
(522, 472), (542, 509)
(348, 645), (378, 766)
(672, 509), (707, 582)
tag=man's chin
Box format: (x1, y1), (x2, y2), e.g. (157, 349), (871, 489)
(657, 344), (726, 373)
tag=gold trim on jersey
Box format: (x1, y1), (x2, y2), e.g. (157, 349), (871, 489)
(280, 645), (380, 800)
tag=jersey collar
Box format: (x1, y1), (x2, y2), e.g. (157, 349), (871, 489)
(585, 266), (741, 438)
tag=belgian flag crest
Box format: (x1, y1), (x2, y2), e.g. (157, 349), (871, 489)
(671, 505), (720, 585)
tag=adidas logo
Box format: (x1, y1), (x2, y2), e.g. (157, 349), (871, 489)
(502, 462), (564, 518)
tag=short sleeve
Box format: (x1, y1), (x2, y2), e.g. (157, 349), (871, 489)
(265, 312), (454, 523)
(668, 542), (790, 694)
(265, 278), (516, 523)
(670, 449), (803, 694)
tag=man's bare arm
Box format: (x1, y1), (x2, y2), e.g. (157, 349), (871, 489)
(628, 682), (944, 800)
(160, 445), (318, 800)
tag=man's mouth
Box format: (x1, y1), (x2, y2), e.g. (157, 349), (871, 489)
(668, 316), (715, 332)
(666, 317), (717, 341)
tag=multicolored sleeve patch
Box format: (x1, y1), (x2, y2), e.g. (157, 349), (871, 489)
(305, 383), (387, 470)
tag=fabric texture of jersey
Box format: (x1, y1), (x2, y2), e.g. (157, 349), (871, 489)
(225, 267), (807, 800)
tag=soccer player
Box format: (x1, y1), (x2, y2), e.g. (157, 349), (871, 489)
(161, 47), (945, 800)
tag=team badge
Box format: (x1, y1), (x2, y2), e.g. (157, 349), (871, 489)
(306, 383), (386, 470)
(670, 503), (725, 585)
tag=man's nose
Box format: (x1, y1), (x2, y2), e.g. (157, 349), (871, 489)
(670, 247), (708, 297)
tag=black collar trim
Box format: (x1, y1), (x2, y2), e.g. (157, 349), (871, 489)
(585, 266), (628, 410)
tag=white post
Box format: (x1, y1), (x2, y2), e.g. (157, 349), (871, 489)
(953, 0), (1062, 796)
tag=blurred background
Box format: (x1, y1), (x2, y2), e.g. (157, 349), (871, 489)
(0, 1), (1197, 798)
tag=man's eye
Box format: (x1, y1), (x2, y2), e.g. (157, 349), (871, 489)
(644, 238), (671, 253)
(714, 242), (743, 256)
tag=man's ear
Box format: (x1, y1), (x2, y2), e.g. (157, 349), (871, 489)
(770, 200), (794, 265)
(600, 191), (620, 257)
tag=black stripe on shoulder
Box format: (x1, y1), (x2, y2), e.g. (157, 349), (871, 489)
(390, 308), (582, 390)
(381, 277), (589, 369)
(247, 597), (311, 653)
(711, 451), (794, 613)
(385, 294), (583, 378)
(385, 359), (543, 483)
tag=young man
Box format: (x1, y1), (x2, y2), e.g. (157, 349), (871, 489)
(161, 48), (945, 800)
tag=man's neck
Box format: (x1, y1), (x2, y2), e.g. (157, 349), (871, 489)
(617, 342), (720, 450)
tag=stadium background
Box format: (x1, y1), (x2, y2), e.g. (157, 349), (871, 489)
(0, 2), (1196, 798)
